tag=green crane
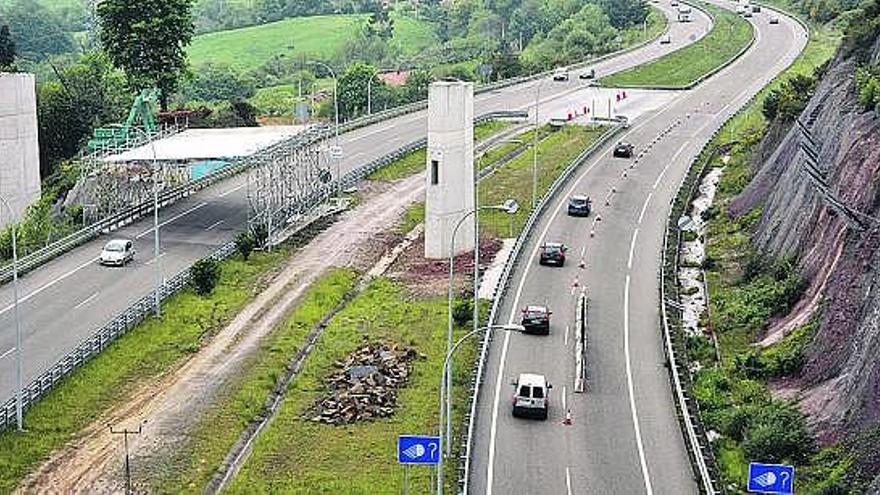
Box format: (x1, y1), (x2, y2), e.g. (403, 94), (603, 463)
(87, 88), (160, 153)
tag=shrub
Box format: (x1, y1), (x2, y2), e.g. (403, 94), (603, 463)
(191, 258), (221, 296)
(452, 298), (472, 327)
(742, 400), (814, 463)
(235, 231), (256, 261)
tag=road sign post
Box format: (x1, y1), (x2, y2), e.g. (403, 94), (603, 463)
(398, 435), (441, 465)
(747, 462), (795, 494)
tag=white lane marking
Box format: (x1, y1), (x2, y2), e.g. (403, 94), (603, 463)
(218, 183), (245, 198)
(205, 219), (224, 231)
(652, 144), (687, 190)
(562, 386), (567, 412)
(74, 292), (99, 310)
(146, 252), (166, 265)
(627, 228), (640, 270)
(580, 245), (587, 258)
(564, 325), (570, 346)
(486, 330), (511, 495)
(487, 90), (683, 493)
(624, 274), (653, 494)
(0, 257), (98, 317)
(566, 467), (573, 495)
(638, 192), (653, 225)
(135, 202), (208, 239)
(0, 347), (15, 360)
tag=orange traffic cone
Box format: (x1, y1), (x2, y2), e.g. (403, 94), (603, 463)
(578, 259), (586, 269)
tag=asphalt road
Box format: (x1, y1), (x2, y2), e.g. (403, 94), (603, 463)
(469, 3), (806, 494)
(0, 3), (709, 407)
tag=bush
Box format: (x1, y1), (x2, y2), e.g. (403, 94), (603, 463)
(742, 400), (814, 463)
(191, 258), (221, 296)
(452, 298), (472, 327)
(235, 232), (256, 261)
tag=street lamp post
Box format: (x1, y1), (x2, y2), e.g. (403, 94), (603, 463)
(308, 61), (341, 197)
(444, 198), (519, 460)
(532, 77), (548, 210)
(472, 139), (524, 380)
(0, 195), (23, 431)
(436, 323), (524, 495)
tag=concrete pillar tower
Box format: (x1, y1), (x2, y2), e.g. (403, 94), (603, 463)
(424, 81), (474, 259)
(0, 73), (41, 227)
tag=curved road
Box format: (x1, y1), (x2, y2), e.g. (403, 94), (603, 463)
(469, 2), (806, 494)
(0, 4), (711, 407)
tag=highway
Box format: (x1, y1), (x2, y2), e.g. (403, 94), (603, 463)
(0, 3), (709, 407)
(469, 2), (807, 494)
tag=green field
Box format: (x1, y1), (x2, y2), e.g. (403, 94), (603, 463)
(187, 12), (437, 70)
(601, 3), (754, 88)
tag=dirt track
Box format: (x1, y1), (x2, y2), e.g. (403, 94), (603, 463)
(19, 175), (425, 494)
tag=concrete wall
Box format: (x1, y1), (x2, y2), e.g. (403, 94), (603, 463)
(424, 81), (475, 259)
(0, 73), (41, 227)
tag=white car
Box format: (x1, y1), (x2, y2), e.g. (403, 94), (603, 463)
(100, 239), (135, 266)
(511, 373), (552, 419)
(660, 34), (672, 44)
(552, 69), (569, 81)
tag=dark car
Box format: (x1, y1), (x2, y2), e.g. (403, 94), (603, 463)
(567, 195), (592, 217)
(539, 242), (567, 266)
(579, 68), (596, 80)
(521, 305), (551, 335)
(752, 5), (761, 12)
(613, 142), (634, 158)
(769, 15), (779, 24)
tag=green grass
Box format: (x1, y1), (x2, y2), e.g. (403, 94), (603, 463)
(479, 125), (609, 238)
(187, 12), (437, 70)
(619, 6), (669, 47)
(474, 120), (511, 142)
(0, 249), (290, 493)
(601, 3), (753, 88)
(227, 278), (476, 494)
(400, 202), (426, 234)
(155, 268), (359, 493)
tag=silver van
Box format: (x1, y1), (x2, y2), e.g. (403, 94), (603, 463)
(511, 373), (552, 420)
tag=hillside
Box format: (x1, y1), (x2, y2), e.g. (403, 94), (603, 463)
(187, 12), (437, 70)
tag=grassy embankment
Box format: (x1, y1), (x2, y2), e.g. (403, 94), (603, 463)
(0, 248), (291, 492)
(675, 17), (868, 492)
(601, 3), (753, 88)
(187, 12), (436, 70)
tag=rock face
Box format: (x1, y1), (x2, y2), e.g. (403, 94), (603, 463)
(731, 34), (880, 445)
(311, 343), (423, 425)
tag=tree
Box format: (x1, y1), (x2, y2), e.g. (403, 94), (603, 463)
(400, 69), (433, 104)
(337, 62), (382, 119)
(234, 232), (256, 261)
(181, 63), (256, 102)
(0, 25), (15, 69)
(0, 0), (74, 61)
(592, 0), (649, 29)
(97, 0), (195, 110)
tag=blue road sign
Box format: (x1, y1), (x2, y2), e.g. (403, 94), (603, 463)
(397, 435), (440, 465)
(748, 463), (795, 494)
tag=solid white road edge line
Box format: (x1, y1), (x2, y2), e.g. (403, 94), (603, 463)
(627, 228), (640, 270)
(0, 347), (15, 361)
(566, 466), (573, 495)
(0, 257), (99, 317)
(625, 274), (654, 494)
(73, 292), (100, 310)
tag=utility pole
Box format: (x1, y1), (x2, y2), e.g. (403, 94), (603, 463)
(109, 421), (145, 495)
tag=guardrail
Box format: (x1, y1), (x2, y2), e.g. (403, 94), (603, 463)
(574, 289), (588, 393)
(459, 122), (626, 493)
(0, 109), (528, 434)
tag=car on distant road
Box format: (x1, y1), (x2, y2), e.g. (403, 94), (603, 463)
(539, 242), (567, 266)
(613, 141), (635, 158)
(521, 305), (551, 334)
(743, 9), (753, 17)
(670, 0), (679, 5)
(100, 239), (135, 266)
(752, 4), (761, 12)
(660, 34), (672, 44)
(769, 15), (780, 23)
(567, 195), (592, 216)
(511, 373), (552, 420)
(579, 68), (596, 80)
(552, 68), (569, 81)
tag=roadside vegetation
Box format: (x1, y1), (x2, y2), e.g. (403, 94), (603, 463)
(0, 247), (291, 493)
(601, 3), (753, 88)
(673, 11), (877, 492)
(155, 268), (359, 493)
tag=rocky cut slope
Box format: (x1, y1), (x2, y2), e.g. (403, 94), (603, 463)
(731, 23), (880, 447)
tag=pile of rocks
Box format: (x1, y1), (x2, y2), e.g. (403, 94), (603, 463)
(312, 342), (423, 425)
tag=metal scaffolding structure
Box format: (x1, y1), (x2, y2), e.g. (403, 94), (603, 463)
(246, 128), (333, 245)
